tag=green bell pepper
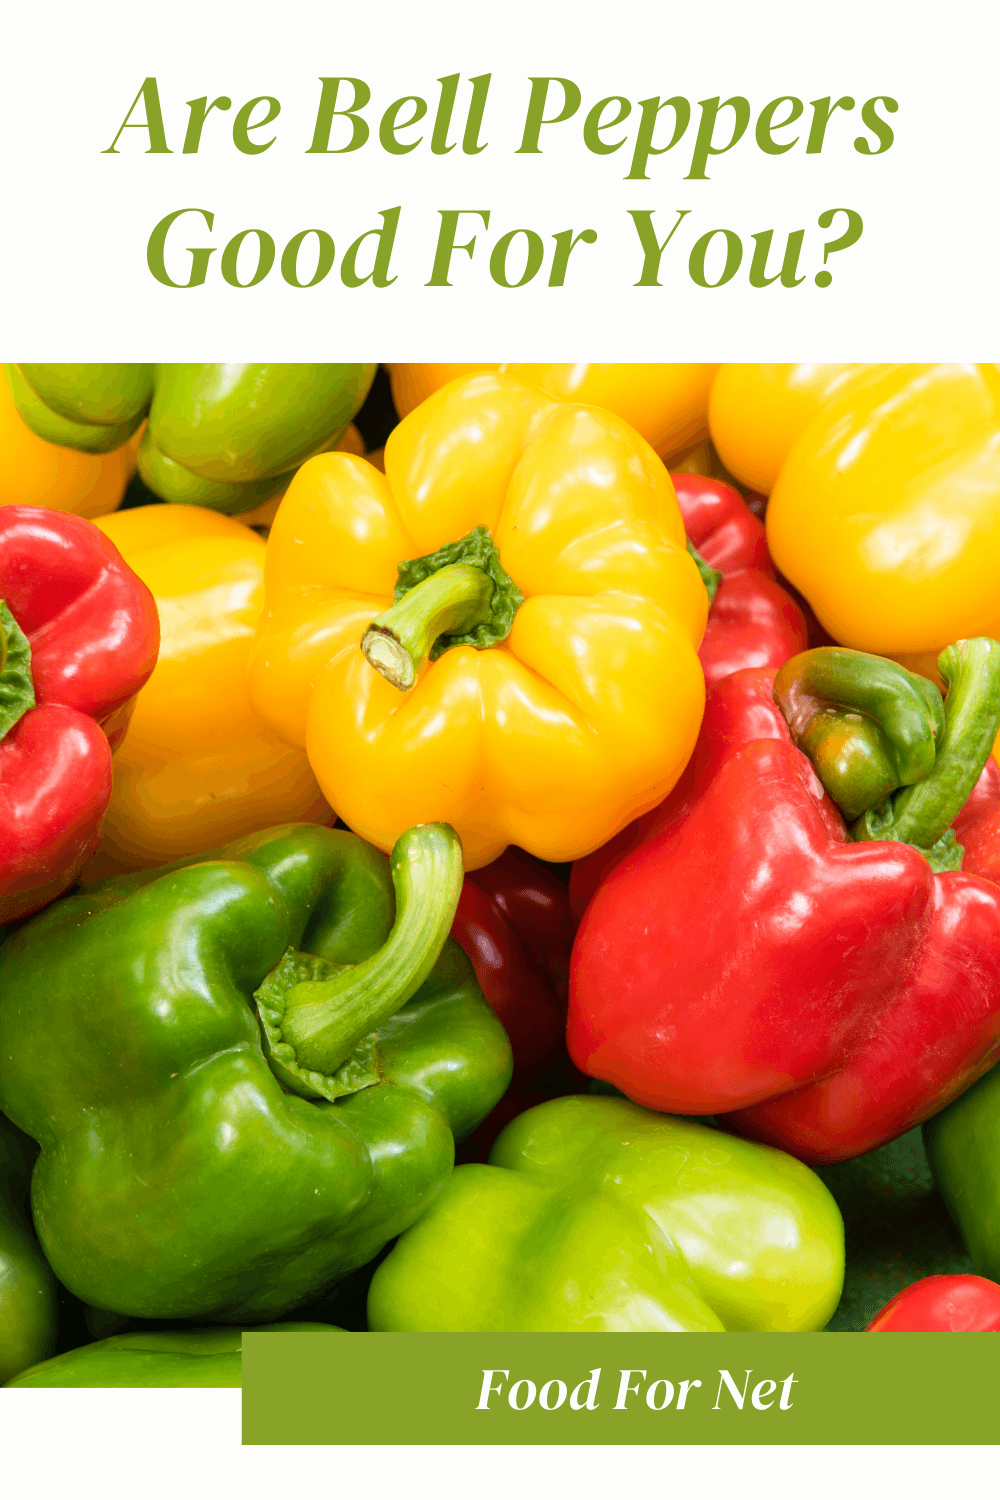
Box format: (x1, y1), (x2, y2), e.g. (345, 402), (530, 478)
(5, 362), (376, 513)
(0, 1113), (58, 1383)
(368, 1096), (844, 1332)
(6, 1323), (341, 1388)
(0, 821), (512, 1324)
(924, 1061), (1000, 1281)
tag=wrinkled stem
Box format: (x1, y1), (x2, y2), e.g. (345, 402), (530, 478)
(362, 564), (494, 691)
(774, 647), (945, 820)
(280, 823), (464, 1074)
(855, 638), (1000, 851)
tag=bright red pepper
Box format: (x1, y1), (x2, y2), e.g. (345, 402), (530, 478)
(673, 474), (806, 687)
(0, 507), (158, 921)
(451, 848), (575, 1080)
(866, 1275), (1000, 1331)
(568, 645), (1000, 1165)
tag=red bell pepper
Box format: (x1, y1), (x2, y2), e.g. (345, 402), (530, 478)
(866, 1275), (1000, 1331)
(568, 640), (1000, 1164)
(451, 847), (576, 1080)
(673, 474), (806, 687)
(0, 507), (158, 922)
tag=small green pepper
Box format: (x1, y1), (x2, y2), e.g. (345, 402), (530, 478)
(5, 363), (376, 513)
(369, 1096), (844, 1332)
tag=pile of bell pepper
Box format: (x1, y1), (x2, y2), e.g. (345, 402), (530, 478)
(3, 359), (1000, 1388)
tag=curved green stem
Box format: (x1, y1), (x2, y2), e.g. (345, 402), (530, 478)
(362, 565), (493, 692)
(279, 823), (464, 1075)
(854, 638), (1000, 851)
(774, 647), (945, 820)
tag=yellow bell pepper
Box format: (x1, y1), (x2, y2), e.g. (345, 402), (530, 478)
(762, 364), (1000, 661)
(389, 364), (717, 465)
(709, 363), (877, 494)
(248, 372), (706, 869)
(0, 365), (135, 516)
(84, 506), (330, 878)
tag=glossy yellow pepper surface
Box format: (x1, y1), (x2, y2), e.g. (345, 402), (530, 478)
(249, 373), (707, 869)
(85, 506), (330, 878)
(389, 364), (717, 464)
(761, 364), (1000, 660)
(0, 367), (135, 516)
(708, 363), (880, 494)
(235, 424), (368, 531)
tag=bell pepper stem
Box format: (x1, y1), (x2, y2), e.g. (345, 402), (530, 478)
(362, 564), (495, 691)
(857, 638), (1000, 851)
(774, 647), (945, 820)
(279, 823), (464, 1075)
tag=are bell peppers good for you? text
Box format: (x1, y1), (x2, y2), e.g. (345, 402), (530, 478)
(249, 371), (707, 869)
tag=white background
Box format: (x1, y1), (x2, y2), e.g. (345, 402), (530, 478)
(2, 0), (997, 358)
(1, 0), (998, 1492)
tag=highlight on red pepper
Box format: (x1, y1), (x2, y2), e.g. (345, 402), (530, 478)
(866, 1275), (1000, 1332)
(673, 473), (807, 687)
(0, 507), (158, 922)
(568, 638), (1000, 1164)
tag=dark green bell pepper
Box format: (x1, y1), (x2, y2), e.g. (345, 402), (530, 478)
(5, 362), (376, 513)
(6, 1323), (340, 1388)
(0, 1113), (58, 1383)
(0, 821), (511, 1323)
(368, 1096), (844, 1332)
(924, 1060), (1000, 1281)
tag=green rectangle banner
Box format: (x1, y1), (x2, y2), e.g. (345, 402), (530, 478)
(242, 1332), (999, 1445)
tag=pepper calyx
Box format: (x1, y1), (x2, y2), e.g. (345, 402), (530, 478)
(259, 822), (464, 1082)
(255, 948), (382, 1103)
(851, 811), (965, 874)
(362, 527), (523, 692)
(0, 600), (36, 743)
(686, 537), (723, 607)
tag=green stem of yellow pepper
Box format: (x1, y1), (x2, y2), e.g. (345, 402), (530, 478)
(362, 565), (494, 692)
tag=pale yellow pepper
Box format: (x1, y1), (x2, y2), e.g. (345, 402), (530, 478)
(84, 506), (329, 878)
(708, 364), (884, 493)
(762, 364), (1000, 661)
(389, 364), (717, 464)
